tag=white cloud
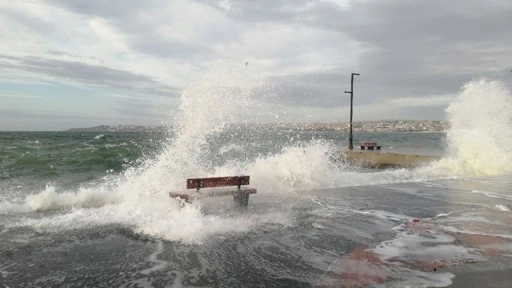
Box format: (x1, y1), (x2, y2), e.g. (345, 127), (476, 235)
(0, 0), (511, 130)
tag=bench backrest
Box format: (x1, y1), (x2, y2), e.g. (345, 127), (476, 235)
(187, 176), (250, 190)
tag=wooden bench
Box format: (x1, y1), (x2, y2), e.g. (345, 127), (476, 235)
(360, 142), (382, 150)
(169, 176), (257, 208)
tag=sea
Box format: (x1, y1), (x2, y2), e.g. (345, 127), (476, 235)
(1, 74), (511, 287)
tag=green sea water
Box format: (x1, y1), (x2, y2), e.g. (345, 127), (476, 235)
(0, 129), (445, 197)
(0, 131), (167, 198)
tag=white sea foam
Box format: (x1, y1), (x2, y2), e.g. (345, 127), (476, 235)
(431, 79), (512, 176)
(373, 228), (481, 263)
(24, 184), (122, 211)
(471, 190), (512, 201)
(0, 183), (122, 215)
(496, 204), (511, 212)
(140, 241), (168, 275)
(4, 62), (292, 243)
(4, 71), (512, 244)
(368, 219), (486, 287)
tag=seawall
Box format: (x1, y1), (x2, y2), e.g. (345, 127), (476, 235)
(343, 150), (441, 169)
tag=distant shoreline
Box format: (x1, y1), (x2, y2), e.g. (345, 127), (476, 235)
(64, 125), (167, 133)
(63, 120), (448, 133)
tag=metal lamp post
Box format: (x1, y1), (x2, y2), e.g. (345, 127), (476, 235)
(344, 73), (360, 150)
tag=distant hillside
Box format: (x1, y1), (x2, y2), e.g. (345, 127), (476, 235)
(64, 125), (168, 132)
(65, 120), (448, 133)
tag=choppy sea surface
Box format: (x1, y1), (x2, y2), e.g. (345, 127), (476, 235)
(1, 75), (512, 287)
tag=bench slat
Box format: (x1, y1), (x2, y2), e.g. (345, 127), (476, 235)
(172, 175), (256, 209)
(186, 176), (250, 189)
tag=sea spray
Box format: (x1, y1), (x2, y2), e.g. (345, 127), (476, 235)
(7, 62), (297, 243)
(3, 63), (469, 243)
(117, 61), (268, 199)
(214, 140), (344, 192)
(432, 79), (512, 175)
(5, 61), (429, 213)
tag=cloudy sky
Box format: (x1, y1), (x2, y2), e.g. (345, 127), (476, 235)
(1, 0), (511, 131)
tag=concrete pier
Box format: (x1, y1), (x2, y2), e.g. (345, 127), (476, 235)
(343, 150), (441, 169)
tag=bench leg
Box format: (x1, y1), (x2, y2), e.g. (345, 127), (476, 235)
(233, 193), (249, 209)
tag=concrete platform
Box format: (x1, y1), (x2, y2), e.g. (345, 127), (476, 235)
(343, 150), (441, 169)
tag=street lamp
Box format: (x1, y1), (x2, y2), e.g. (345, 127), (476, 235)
(344, 73), (360, 150)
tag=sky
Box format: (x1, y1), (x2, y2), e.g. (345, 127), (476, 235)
(1, 0), (511, 131)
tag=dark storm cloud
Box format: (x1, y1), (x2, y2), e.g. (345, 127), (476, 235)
(44, 0), (164, 39)
(0, 3), (59, 37)
(215, 0), (306, 21)
(4, 0), (511, 124)
(338, 0), (512, 98)
(44, 0), (148, 22)
(44, 0), (224, 59)
(341, 0), (512, 46)
(198, 0), (343, 26)
(37, 0), (512, 108)
(206, 0), (512, 103)
(0, 55), (178, 96)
